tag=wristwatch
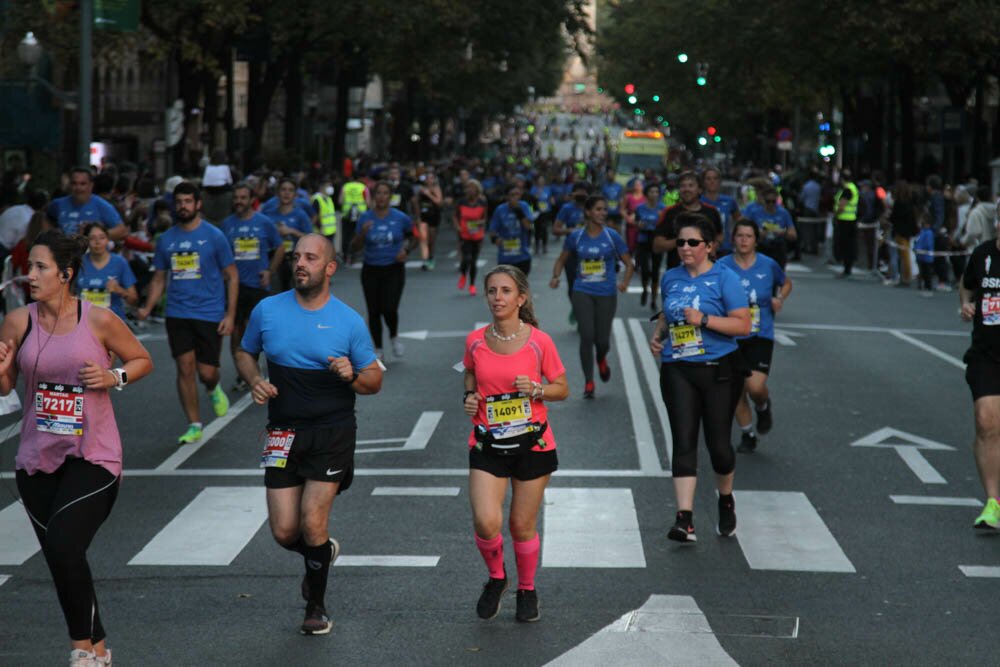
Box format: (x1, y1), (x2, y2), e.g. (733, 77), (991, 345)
(463, 390), (476, 404)
(111, 368), (128, 391)
(700, 313), (709, 327)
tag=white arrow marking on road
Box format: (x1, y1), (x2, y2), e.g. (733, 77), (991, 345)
(773, 328), (805, 347)
(851, 427), (955, 484)
(0, 574), (9, 588)
(0, 502), (39, 565)
(544, 595), (738, 666)
(356, 411), (443, 454)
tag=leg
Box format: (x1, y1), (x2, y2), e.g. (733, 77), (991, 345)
(896, 236), (912, 283)
(745, 371), (770, 410)
(661, 363), (703, 510)
(650, 252), (663, 303)
(700, 369), (742, 495)
(383, 263), (405, 339)
(196, 361), (220, 393)
(418, 222), (430, 261)
(459, 240), (472, 278)
(299, 480), (340, 607)
(469, 469), (509, 579)
(570, 291), (597, 384)
(593, 294), (617, 364)
(360, 265), (383, 349)
(267, 485), (306, 548)
(174, 351), (201, 424)
(469, 242), (481, 285)
(509, 474), (552, 591)
(427, 226), (438, 260)
(734, 382), (753, 429)
(974, 396), (1000, 498)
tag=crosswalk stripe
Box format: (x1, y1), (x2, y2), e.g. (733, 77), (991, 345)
(0, 502), (39, 566)
(371, 487), (460, 496)
(890, 495), (980, 507)
(736, 491), (855, 573)
(543, 488), (645, 568)
(128, 487), (267, 566)
(959, 566), (1000, 578)
(0, 574), (9, 587)
(336, 556), (439, 567)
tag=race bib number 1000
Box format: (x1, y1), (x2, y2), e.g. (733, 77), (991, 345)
(35, 383), (84, 436)
(260, 429), (295, 468)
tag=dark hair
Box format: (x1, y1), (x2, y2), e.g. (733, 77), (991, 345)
(674, 211), (716, 244)
(173, 181), (201, 201)
(572, 181), (591, 194)
(731, 219), (760, 242)
(233, 182), (253, 197)
(702, 166), (722, 179)
(69, 166), (93, 181)
(31, 229), (88, 285)
(277, 177), (298, 191)
(643, 182), (660, 197)
(483, 265), (539, 327)
(505, 182), (522, 195)
(81, 221), (110, 238)
(584, 195), (607, 212)
(27, 189), (50, 210)
(114, 175), (131, 194)
(135, 177), (156, 199)
(372, 180), (392, 196)
(93, 172), (114, 196)
(678, 170), (701, 188)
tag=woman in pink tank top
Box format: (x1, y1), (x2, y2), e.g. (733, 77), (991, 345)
(0, 230), (152, 666)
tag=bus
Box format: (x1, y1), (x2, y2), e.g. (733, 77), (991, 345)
(613, 129), (668, 185)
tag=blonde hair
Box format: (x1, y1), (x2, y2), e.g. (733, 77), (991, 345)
(483, 265), (539, 327)
(465, 178), (484, 199)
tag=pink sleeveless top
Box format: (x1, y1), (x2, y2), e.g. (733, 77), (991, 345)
(15, 300), (123, 476)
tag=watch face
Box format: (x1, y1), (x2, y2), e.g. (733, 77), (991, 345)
(120, 370), (128, 384)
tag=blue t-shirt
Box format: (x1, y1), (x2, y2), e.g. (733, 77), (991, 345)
(555, 202), (584, 231)
(564, 227), (629, 296)
(76, 253), (137, 320)
(222, 212), (282, 289)
(260, 196), (313, 218)
(602, 182), (624, 214)
(355, 208), (414, 266)
(241, 291), (377, 429)
(660, 263), (748, 363)
(717, 253), (786, 340)
(47, 195), (123, 235)
(914, 227), (935, 264)
(531, 185), (555, 215)
(152, 221), (235, 321)
(702, 194), (740, 250)
(488, 202), (533, 264)
(742, 202), (795, 242)
(635, 202), (664, 243)
(265, 206), (314, 254)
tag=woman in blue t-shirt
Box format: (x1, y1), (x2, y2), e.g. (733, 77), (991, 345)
(550, 195), (632, 398)
(649, 212), (751, 544)
(634, 182), (665, 309)
(77, 222), (138, 320)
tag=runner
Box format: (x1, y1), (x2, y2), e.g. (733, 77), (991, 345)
(653, 171), (723, 269)
(415, 171), (443, 270)
(351, 181), (417, 360)
(649, 212), (751, 542)
(463, 265), (569, 622)
(488, 184), (534, 275)
(235, 233), (383, 635)
(741, 186), (797, 269)
(601, 167), (625, 234)
(717, 220), (793, 453)
(550, 195), (632, 398)
(552, 182), (589, 323)
(530, 174), (554, 254)
(77, 222), (138, 321)
(0, 230), (152, 666)
(701, 166), (742, 256)
(634, 183), (665, 308)
(455, 179), (488, 296)
(269, 178), (315, 291)
(622, 176), (645, 253)
(47, 167), (128, 241)
(138, 182), (237, 444)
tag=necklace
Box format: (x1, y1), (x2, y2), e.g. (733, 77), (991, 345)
(490, 320), (523, 342)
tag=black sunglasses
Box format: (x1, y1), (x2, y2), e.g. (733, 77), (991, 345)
(676, 238), (707, 247)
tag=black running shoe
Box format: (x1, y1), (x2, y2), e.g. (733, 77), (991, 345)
(300, 603), (332, 635)
(667, 512), (697, 543)
(756, 402), (773, 434)
(718, 495), (737, 537)
(737, 432), (757, 453)
(516, 589), (540, 623)
(476, 572), (508, 620)
(640, 289), (648, 306)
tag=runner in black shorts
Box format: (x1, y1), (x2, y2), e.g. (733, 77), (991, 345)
(235, 234), (383, 635)
(463, 265), (568, 623)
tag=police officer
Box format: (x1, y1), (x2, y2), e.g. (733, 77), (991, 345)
(834, 169), (859, 278)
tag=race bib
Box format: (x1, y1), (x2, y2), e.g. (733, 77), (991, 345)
(234, 237), (261, 261)
(283, 239), (294, 253)
(260, 429), (295, 468)
(390, 193), (402, 207)
(502, 238), (522, 254)
(485, 392), (533, 438)
(81, 288), (111, 308)
(669, 323), (705, 359)
(750, 305), (761, 333)
(35, 383), (84, 436)
(983, 294), (1000, 326)
(170, 252), (201, 280)
(538, 202), (549, 212)
(608, 199), (619, 209)
(581, 258), (606, 282)
(466, 220), (482, 234)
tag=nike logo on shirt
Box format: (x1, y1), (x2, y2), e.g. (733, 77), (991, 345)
(317, 324), (333, 329)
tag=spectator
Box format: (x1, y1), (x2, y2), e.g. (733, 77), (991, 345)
(914, 214), (936, 296)
(0, 189), (48, 265)
(887, 180), (918, 287)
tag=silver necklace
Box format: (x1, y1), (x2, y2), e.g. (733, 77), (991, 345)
(490, 320), (523, 342)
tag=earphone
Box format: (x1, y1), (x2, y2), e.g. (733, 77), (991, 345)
(61, 269), (69, 282)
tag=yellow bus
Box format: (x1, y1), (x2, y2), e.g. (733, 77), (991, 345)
(613, 130), (668, 185)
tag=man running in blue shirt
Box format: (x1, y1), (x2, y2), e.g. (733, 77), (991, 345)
(47, 167), (128, 241)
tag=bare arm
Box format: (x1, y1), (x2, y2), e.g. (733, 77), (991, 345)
(0, 308), (29, 394)
(138, 269), (167, 319)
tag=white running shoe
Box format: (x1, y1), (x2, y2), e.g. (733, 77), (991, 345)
(69, 649), (97, 667)
(391, 337), (404, 358)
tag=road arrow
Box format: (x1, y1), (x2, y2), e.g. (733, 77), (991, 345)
(851, 427), (955, 484)
(773, 328), (806, 347)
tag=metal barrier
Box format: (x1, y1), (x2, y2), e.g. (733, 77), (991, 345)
(795, 216), (827, 255)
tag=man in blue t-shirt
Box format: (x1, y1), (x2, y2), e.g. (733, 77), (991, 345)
(266, 178), (316, 291)
(47, 167), (127, 241)
(234, 233), (383, 637)
(138, 182), (238, 445)
(701, 167), (742, 253)
(742, 187), (797, 268)
(488, 183), (534, 275)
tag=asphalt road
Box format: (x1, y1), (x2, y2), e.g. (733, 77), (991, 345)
(0, 227), (992, 666)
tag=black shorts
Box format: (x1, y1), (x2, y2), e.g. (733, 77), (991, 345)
(965, 352), (1000, 401)
(165, 317), (223, 366)
(738, 337), (775, 375)
(264, 426), (356, 492)
(236, 285), (269, 324)
(469, 445), (558, 481)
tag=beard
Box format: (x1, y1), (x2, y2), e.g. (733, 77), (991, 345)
(293, 269), (325, 297)
(176, 208), (196, 223)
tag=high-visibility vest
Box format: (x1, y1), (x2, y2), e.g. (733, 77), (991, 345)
(312, 194), (337, 236)
(836, 182), (859, 221)
(341, 181), (368, 214)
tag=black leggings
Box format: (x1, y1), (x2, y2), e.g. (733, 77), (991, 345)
(534, 213), (551, 251)
(570, 291), (616, 383)
(659, 358), (743, 478)
(361, 262), (405, 349)
(459, 240), (482, 283)
(834, 220), (858, 273)
(635, 239), (663, 291)
(16, 458), (119, 642)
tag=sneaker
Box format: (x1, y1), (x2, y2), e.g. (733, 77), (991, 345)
(300, 603), (333, 635)
(718, 495), (736, 537)
(375, 348), (384, 362)
(458, 275), (467, 290)
(302, 538), (340, 602)
(583, 381), (595, 399)
(231, 377), (250, 393)
(640, 289), (648, 306)
(476, 571), (509, 620)
(69, 649), (97, 667)
(974, 498), (1000, 530)
(755, 402), (773, 434)
(427, 258), (436, 271)
(668, 511), (697, 543)
(94, 650), (112, 666)
(935, 283), (953, 292)
(177, 423), (202, 445)
(391, 337), (404, 358)
(597, 357), (611, 383)
(737, 432), (757, 453)
(515, 589), (541, 623)
(211, 385), (229, 417)
(469, 285), (477, 296)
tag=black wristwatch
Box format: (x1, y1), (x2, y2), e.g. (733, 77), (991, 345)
(350, 371), (360, 384)
(463, 390), (476, 404)
(700, 313), (709, 327)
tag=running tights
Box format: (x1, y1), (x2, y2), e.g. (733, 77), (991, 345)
(570, 292), (616, 383)
(659, 360), (742, 478)
(16, 458), (119, 642)
(361, 262), (405, 349)
(635, 240), (662, 291)
(459, 240), (482, 284)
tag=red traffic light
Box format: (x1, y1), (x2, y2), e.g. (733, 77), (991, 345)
(707, 126), (717, 136)
(624, 83), (635, 95)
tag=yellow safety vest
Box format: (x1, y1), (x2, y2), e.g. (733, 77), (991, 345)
(341, 181), (368, 214)
(836, 182), (859, 221)
(312, 194), (337, 236)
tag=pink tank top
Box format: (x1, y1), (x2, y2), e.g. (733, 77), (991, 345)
(15, 300), (123, 476)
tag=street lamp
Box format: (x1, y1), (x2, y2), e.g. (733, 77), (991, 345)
(17, 32), (43, 67)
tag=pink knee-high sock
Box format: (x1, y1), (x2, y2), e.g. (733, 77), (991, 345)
(513, 535), (540, 591)
(474, 533), (505, 579)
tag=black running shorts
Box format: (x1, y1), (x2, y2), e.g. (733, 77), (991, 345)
(469, 445), (557, 481)
(236, 285), (269, 325)
(264, 426), (356, 492)
(965, 351), (1000, 401)
(737, 337), (775, 375)
(165, 317), (223, 366)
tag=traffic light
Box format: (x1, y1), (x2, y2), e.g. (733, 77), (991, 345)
(707, 126), (717, 136)
(713, 136), (721, 143)
(627, 95), (637, 105)
(677, 53), (688, 63)
(818, 121), (831, 132)
(698, 136), (708, 146)
(696, 63), (709, 87)
(696, 77), (707, 86)
(624, 83), (635, 95)
(652, 94), (660, 102)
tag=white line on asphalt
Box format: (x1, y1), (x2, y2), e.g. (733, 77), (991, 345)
(894, 447), (947, 484)
(784, 262), (812, 273)
(356, 411), (443, 454)
(0, 502), (39, 566)
(129, 487), (267, 566)
(776, 323), (967, 337)
(852, 427), (953, 485)
(890, 495), (980, 507)
(357, 437), (406, 445)
(371, 486), (461, 496)
(613, 318), (662, 474)
(335, 556), (439, 567)
(959, 566), (1000, 578)
(0, 574), (9, 588)
(774, 333), (797, 346)
(155, 393), (256, 472)
(735, 491), (856, 573)
(0, 419), (23, 447)
(452, 361), (464, 373)
(627, 318), (672, 468)
(888, 330), (965, 369)
(0, 467), (671, 479)
(543, 488), (646, 568)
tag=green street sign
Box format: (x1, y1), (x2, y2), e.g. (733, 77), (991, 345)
(95, 0), (140, 32)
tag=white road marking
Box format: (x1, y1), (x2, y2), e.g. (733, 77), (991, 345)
(784, 262), (812, 273)
(452, 361), (464, 373)
(335, 556), (439, 567)
(155, 393), (256, 471)
(959, 566), (1000, 578)
(356, 411), (443, 454)
(890, 495), (980, 507)
(128, 487), (267, 566)
(0, 574), (9, 588)
(736, 491), (855, 573)
(773, 328), (806, 347)
(371, 486), (460, 496)
(627, 318), (672, 468)
(894, 448), (947, 484)
(397, 330), (470, 340)
(545, 594), (738, 666)
(0, 502), (39, 565)
(543, 488), (645, 568)
(1, 467), (670, 479)
(888, 330), (965, 370)
(613, 318), (662, 474)
(776, 323), (966, 337)
(852, 427), (954, 485)
(0, 419), (23, 447)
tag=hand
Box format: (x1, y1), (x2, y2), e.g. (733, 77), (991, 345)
(218, 314), (235, 336)
(250, 377), (278, 404)
(513, 374), (533, 395)
(649, 334), (664, 356)
(277, 223), (290, 236)
(961, 302), (976, 322)
(136, 306), (150, 321)
(105, 277), (121, 295)
(618, 281), (628, 293)
(327, 356), (355, 383)
(361, 220), (373, 235)
(549, 277), (560, 289)
(395, 248), (408, 263)
(463, 391), (482, 417)
(0, 339), (16, 376)
(79, 361), (113, 389)
(771, 297), (784, 314)
(259, 269), (271, 288)
(683, 307), (703, 325)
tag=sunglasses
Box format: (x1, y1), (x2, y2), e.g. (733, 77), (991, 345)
(676, 238), (707, 247)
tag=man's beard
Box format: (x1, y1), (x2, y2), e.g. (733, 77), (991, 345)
(294, 271), (324, 297)
(176, 209), (196, 223)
